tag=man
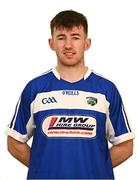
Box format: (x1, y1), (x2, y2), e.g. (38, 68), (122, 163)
(6, 10), (135, 179)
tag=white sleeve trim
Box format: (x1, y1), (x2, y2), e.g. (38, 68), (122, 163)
(106, 108), (135, 145)
(5, 127), (30, 143)
(109, 132), (135, 145)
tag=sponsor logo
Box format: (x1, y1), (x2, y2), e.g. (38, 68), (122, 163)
(42, 97), (57, 104)
(42, 115), (96, 138)
(62, 90), (79, 95)
(86, 97), (98, 106)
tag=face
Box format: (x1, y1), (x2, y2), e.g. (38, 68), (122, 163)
(49, 26), (91, 67)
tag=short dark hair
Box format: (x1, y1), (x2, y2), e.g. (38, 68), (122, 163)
(50, 10), (88, 35)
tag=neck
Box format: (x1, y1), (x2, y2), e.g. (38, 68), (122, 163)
(56, 64), (88, 83)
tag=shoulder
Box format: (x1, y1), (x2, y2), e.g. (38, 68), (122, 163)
(90, 71), (117, 91)
(30, 68), (53, 84)
(27, 69), (53, 86)
(88, 70), (121, 103)
(21, 68), (54, 96)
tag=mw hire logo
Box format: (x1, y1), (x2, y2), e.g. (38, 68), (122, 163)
(42, 115), (96, 138)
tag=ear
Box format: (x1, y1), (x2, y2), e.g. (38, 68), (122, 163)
(48, 38), (55, 51)
(85, 38), (91, 50)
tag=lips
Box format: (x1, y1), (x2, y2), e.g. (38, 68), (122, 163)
(64, 52), (74, 55)
(63, 51), (76, 57)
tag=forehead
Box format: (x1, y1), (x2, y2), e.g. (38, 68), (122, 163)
(53, 26), (85, 36)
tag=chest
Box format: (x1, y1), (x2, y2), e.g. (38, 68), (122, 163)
(32, 90), (108, 139)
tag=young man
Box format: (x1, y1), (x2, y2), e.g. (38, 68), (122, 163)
(6, 10), (135, 179)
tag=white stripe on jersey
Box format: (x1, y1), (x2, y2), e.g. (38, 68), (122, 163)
(41, 68), (52, 76)
(11, 97), (21, 129)
(33, 90), (110, 114)
(92, 70), (104, 78)
(26, 101), (36, 138)
(122, 104), (132, 132)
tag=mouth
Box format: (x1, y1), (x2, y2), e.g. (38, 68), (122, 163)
(63, 52), (76, 57)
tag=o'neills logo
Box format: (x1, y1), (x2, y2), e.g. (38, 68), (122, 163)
(42, 115), (96, 138)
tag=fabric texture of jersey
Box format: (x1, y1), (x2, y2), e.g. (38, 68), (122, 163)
(6, 67), (135, 179)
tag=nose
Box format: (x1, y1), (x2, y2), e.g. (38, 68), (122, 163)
(64, 39), (73, 49)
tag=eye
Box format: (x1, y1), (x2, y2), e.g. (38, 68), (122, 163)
(57, 36), (65, 40)
(57, 37), (64, 40)
(73, 36), (80, 40)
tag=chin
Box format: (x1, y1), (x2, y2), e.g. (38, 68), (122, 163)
(61, 61), (81, 67)
(59, 58), (81, 66)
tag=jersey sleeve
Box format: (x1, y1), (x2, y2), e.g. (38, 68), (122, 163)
(106, 83), (135, 145)
(5, 81), (36, 143)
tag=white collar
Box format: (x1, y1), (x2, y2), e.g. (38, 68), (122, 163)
(52, 67), (92, 80)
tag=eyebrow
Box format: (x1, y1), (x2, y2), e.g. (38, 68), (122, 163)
(56, 34), (65, 38)
(71, 33), (81, 37)
(56, 33), (81, 38)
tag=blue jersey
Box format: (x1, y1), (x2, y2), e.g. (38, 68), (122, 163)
(6, 68), (135, 179)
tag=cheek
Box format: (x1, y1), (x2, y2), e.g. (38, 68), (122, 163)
(54, 43), (64, 52)
(74, 41), (86, 50)
(55, 48), (63, 56)
(55, 47), (64, 57)
(76, 44), (86, 53)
